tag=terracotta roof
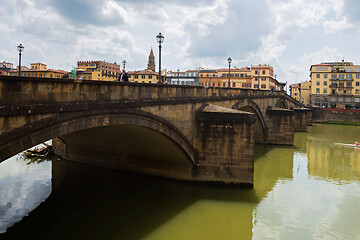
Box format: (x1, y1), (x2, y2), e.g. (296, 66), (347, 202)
(9, 69), (68, 74)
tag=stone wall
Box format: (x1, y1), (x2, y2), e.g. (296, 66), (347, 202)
(312, 108), (360, 122)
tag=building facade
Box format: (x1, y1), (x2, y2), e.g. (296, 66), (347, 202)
(250, 64), (278, 90)
(166, 70), (199, 86)
(290, 83), (301, 101)
(0, 61), (13, 75)
(290, 81), (310, 106)
(217, 67), (252, 88)
(310, 61), (360, 109)
(76, 60), (121, 81)
(9, 63), (67, 78)
(128, 70), (159, 83)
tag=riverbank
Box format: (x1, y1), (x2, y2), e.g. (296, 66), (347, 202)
(314, 121), (360, 126)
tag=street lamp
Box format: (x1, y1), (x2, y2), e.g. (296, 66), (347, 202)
(177, 69), (180, 84)
(156, 33), (164, 83)
(17, 43), (24, 76)
(122, 60), (126, 69)
(258, 68), (261, 90)
(227, 57), (232, 88)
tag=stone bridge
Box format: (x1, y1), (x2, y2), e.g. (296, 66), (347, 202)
(0, 75), (311, 186)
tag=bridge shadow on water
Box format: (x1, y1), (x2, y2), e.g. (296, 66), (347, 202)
(3, 142), (295, 240)
(3, 158), (257, 240)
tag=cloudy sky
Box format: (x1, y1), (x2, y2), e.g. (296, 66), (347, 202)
(1, 0), (360, 85)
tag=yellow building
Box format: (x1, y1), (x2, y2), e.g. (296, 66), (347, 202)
(76, 60), (121, 81)
(9, 63), (68, 78)
(290, 81), (311, 106)
(250, 64), (278, 90)
(310, 61), (360, 108)
(300, 81), (311, 106)
(290, 83), (301, 101)
(128, 70), (159, 83)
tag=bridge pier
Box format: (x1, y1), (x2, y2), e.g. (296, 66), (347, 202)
(194, 104), (256, 186)
(293, 108), (312, 132)
(265, 106), (295, 145)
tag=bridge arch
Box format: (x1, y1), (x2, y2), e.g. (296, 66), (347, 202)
(232, 101), (267, 143)
(275, 98), (288, 109)
(0, 109), (197, 167)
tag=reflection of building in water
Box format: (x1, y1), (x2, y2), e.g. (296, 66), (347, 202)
(254, 145), (294, 200)
(307, 140), (360, 182)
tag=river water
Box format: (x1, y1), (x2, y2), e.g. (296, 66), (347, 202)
(1, 124), (360, 240)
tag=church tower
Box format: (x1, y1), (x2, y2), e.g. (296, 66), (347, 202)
(147, 48), (155, 72)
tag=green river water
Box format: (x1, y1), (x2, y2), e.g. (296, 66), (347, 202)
(1, 124), (360, 239)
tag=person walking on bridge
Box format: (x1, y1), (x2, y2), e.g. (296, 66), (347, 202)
(118, 69), (129, 82)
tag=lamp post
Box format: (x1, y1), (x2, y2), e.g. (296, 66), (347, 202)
(17, 43), (24, 76)
(156, 33), (164, 83)
(258, 68), (261, 90)
(227, 57), (232, 88)
(177, 69), (180, 85)
(122, 60), (126, 69)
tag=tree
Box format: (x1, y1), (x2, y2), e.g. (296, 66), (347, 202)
(61, 73), (69, 79)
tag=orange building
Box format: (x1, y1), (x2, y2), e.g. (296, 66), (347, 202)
(218, 67), (252, 88)
(198, 69), (219, 87)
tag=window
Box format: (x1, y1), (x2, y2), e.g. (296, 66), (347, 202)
(357, 82), (360, 86)
(261, 84), (266, 89)
(316, 67), (320, 71)
(233, 82), (236, 87)
(321, 67), (324, 71)
(357, 74), (360, 79)
(316, 88), (320, 94)
(325, 67), (328, 71)
(262, 70), (265, 74)
(255, 70), (258, 74)
(323, 88), (327, 94)
(50, 74), (52, 78)
(141, 75), (145, 79)
(317, 74), (320, 78)
(247, 83), (251, 88)
(254, 84), (259, 89)
(331, 74), (337, 79)
(242, 83), (246, 87)
(347, 74), (352, 80)
(356, 90), (360, 94)
(262, 78), (266, 81)
(149, 75), (152, 79)
(324, 81), (327, 86)
(324, 74), (327, 78)
(223, 83), (226, 87)
(135, 75), (138, 79)
(346, 68), (352, 72)
(316, 81), (320, 86)
(356, 68), (360, 72)
(339, 74), (344, 80)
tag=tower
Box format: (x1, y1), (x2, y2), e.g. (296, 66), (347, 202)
(147, 48), (155, 72)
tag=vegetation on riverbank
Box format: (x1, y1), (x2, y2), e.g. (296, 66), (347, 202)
(316, 121), (360, 126)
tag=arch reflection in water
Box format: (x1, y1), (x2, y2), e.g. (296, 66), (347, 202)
(2, 124), (360, 240)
